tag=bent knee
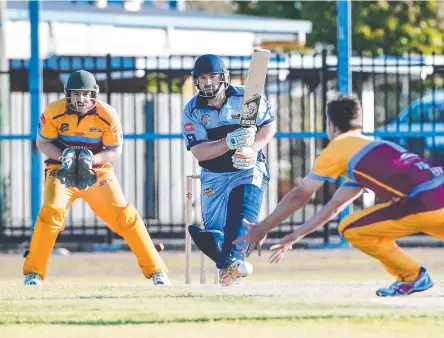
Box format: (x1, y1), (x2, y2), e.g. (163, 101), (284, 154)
(228, 184), (262, 222)
(339, 219), (376, 246)
(338, 214), (355, 238)
(338, 214), (368, 243)
(112, 203), (142, 232)
(38, 204), (66, 230)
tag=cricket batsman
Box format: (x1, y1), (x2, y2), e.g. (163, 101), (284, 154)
(23, 70), (170, 286)
(236, 93), (443, 296)
(182, 54), (276, 286)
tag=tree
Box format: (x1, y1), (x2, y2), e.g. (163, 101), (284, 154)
(187, 1), (234, 13)
(233, 0), (444, 55)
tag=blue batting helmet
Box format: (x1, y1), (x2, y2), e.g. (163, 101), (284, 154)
(192, 54), (230, 98)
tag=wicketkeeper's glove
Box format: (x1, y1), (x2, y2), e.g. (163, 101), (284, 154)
(56, 148), (77, 188)
(76, 149), (98, 190)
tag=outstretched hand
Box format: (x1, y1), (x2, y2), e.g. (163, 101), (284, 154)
(233, 219), (267, 256)
(269, 232), (299, 264)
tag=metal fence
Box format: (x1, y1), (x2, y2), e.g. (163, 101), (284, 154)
(0, 51), (443, 247)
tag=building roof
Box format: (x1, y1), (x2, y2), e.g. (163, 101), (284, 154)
(7, 1), (312, 35)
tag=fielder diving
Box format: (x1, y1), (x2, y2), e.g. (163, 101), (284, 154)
(236, 93), (442, 296)
(24, 70), (170, 286)
(182, 54), (276, 286)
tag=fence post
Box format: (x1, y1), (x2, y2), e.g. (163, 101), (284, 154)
(145, 99), (155, 219)
(105, 53), (113, 244)
(320, 49), (330, 245)
(336, 0), (352, 248)
(0, 1), (9, 233)
(29, 0), (42, 228)
(337, 0), (352, 222)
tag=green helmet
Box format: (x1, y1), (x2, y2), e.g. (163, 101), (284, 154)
(65, 70), (99, 113)
(65, 70), (99, 95)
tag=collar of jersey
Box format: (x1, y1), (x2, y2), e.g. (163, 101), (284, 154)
(331, 129), (366, 142)
(196, 85), (240, 109)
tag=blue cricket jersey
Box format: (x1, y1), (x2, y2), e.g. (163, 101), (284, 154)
(182, 84), (274, 173)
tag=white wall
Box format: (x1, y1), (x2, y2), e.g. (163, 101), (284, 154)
(5, 20), (255, 58)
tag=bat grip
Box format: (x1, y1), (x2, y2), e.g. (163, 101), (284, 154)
(235, 147), (245, 156)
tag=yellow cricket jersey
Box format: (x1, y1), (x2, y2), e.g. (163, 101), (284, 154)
(309, 132), (372, 184)
(308, 131), (444, 201)
(38, 98), (123, 166)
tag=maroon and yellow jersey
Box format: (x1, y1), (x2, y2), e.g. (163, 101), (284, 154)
(308, 132), (444, 201)
(38, 99), (123, 166)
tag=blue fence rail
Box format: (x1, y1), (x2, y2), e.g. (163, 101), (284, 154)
(0, 51), (443, 247)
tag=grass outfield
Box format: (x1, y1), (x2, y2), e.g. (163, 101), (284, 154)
(1, 248), (444, 337)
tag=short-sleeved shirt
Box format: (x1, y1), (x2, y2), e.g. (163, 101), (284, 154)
(308, 132), (444, 200)
(38, 98), (123, 166)
(182, 84), (274, 172)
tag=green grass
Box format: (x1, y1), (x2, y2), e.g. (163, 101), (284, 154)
(2, 318), (444, 338)
(1, 248), (444, 337)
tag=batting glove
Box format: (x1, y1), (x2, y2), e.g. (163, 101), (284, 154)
(232, 147), (257, 170)
(226, 127), (256, 150)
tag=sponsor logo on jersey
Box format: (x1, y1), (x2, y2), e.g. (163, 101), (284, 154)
(40, 114), (46, 124)
(203, 188), (215, 197)
(201, 114), (211, 124)
(59, 140), (90, 150)
(186, 134), (197, 144)
(184, 122), (195, 132)
(231, 112), (241, 119)
(246, 173), (261, 180)
(59, 123), (69, 132)
(89, 127), (102, 133)
(100, 179), (112, 186)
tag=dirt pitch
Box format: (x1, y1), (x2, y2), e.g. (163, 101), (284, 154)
(1, 248), (444, 337)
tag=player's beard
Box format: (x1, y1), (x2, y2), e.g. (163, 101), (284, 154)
(197, 76), (226, 99)
(201, 83), (219, 97)
(206, 88), (226, 108)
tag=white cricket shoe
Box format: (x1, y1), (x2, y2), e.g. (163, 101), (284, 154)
(219, 260), (253, 287)
(24, 273), (42, 285)
(152, 271), (171, 286)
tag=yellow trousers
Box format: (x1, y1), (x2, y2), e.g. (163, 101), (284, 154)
(23, 164), (167, 279)
(339, 190), (444, 282)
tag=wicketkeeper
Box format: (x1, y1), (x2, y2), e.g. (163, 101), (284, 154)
(182, 54), (276, 286)
(23, 70), (170, 286)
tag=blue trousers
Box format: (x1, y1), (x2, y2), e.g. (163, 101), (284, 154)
(189, 165), (268, 269)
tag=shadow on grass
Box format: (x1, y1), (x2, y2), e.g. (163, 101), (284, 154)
(8, 294), (205, 301)
(4, 314), (444, 326)
(4, 293), (282, 301)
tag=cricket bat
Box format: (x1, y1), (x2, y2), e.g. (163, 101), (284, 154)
(239, 48), (271, 128)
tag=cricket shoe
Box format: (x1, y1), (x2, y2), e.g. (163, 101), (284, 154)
(24, 273), (42, 285)
(219, 260), (253, 287)
(152, 271), (171, 286)
(376, 267), (433, 297)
